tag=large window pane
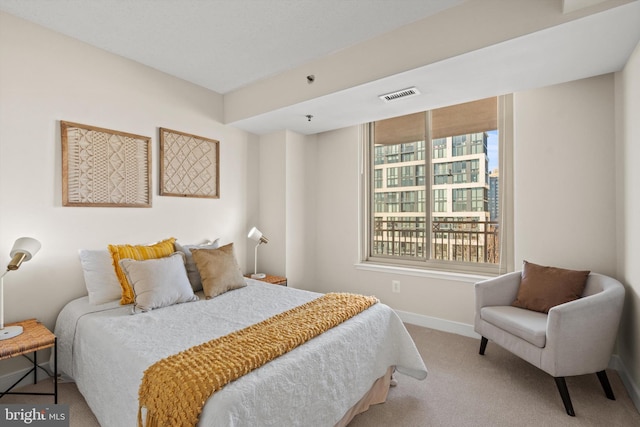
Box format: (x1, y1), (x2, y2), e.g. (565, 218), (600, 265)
(367, 97), (505, 272)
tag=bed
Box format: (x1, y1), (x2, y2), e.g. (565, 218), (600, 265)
(53, 279), (428, 426)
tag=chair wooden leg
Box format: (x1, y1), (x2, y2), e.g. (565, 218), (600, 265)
(554, 377), (575, 416)
(479, 336), (488, 355)
(597, 370), (616, 400)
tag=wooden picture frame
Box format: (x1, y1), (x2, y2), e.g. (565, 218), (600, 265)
(61, 121), (152, 207)
(159, 128), (220, 199)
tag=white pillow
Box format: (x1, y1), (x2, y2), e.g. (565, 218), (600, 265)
(175, 239), (220, 292)
(119, 252), (199, 313)
(79, 249), (122, 305)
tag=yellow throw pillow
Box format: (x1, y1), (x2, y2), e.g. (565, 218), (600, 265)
(108, 237), (176, 304)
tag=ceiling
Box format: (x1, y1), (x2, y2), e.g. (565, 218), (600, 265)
(1, 0), (639, 135)
(0, 0), (464, 94)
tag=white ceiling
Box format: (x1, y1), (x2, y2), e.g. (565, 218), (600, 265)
(0, 0), (465, 94)
(1, 0), (639, 135)
(232, 0), (640, 135)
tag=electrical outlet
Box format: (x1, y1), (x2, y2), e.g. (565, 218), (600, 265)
(392, 280), (400, 293)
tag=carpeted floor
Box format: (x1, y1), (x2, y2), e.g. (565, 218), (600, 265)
(3, 323), (639, 426)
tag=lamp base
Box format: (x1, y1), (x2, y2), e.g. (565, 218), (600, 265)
(0, 325), (23, 341)
(251, 273), (266, 279)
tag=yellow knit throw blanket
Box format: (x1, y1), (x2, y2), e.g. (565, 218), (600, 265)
(138, 292), (378, 427)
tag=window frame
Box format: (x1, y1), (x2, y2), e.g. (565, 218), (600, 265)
(360, 95), (514, 276)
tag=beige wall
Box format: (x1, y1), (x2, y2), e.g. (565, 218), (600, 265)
(308, 73), (624, 359)
(0, 13), (257, 375)
(285, 130), (317, 288)
(617, 40), (640, 401)
(513, 75), (617, 275)
(252, 130), (317, 287)
(254, 131), (287, 276)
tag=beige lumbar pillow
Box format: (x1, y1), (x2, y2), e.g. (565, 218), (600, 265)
(191, 243), (246, 299)
(512, 260), (590, 313)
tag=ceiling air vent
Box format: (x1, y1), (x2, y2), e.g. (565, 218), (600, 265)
(378, 87), (421, 102)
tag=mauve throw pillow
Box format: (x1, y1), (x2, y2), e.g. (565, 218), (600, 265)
(512, 261), (590, 313)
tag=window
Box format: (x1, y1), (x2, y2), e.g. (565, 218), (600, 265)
(386, 192), (399, 212)
(401, 191), (416, 212)
(432, 138), (446, 159)
(387, 168), (399, 187)
(433, 163), (450, 185)
(452, 188), (468, 212)
(362, 96), (513, 275)
(452, 135), (468, 156)
(374, 169), (383, 189)
(452, 161), (468, 184)
(401, 166), (415, 186)
(416, 164), (426, 185)
(433, 189), (447, 212)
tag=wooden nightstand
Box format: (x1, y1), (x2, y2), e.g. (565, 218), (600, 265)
(245, 274), (287, 286)
(0, 318), (57, 403)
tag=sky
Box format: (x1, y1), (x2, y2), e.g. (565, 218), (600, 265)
(487, 130), (499, 172)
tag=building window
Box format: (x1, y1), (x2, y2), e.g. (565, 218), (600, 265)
(417, 140), (426, 160)
(433, 189), (447, 212)
(363, 96), (512, 275)
(432, 138), (446, 159)
(452, 135), (468, 156)
(416, 164), (426, 186)
(386, 192), (399, 212)
(452, 161), (468, 184)
(387, 167), (399, 187)
(452, 188), (468, 212)
(401, 191), (416, 212)
(401, 166), (415, 186)
(374, 169), (383, 189)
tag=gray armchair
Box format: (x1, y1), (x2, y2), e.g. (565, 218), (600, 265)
(474, 271), (625, 416)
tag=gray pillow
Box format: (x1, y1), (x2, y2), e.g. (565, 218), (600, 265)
(119, 252), (199, 313)
(79, 249), (123, 305)
(175, 239), (220, 292)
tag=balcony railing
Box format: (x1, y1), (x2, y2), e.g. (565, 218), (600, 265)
(372, 218), (499, 264)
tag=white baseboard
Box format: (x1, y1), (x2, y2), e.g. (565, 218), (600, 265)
(610, 354), (640, 413)
(395, 309), (480, 339)
(396, 309), (640, 414)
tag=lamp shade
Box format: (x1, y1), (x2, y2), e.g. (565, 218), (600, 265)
(1, 236), (41, 340)
(248, 227), (268, 244)
(10, 237), (41, 262)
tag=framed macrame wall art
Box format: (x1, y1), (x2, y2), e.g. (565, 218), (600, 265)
(61, 121), (152, 207)
(159, 128), (220, 199)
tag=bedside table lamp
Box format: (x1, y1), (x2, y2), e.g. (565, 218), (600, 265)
(247, 227), (268, 279)
(0, 237), (41, 340)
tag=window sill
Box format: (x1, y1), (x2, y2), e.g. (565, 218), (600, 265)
(354, 262), (493, 284)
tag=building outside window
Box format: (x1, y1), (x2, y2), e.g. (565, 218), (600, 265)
(363, 96), (510, 274)
(387, 167), (399, 188)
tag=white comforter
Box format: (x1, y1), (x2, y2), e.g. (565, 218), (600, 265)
(53, 280), (427, 427)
